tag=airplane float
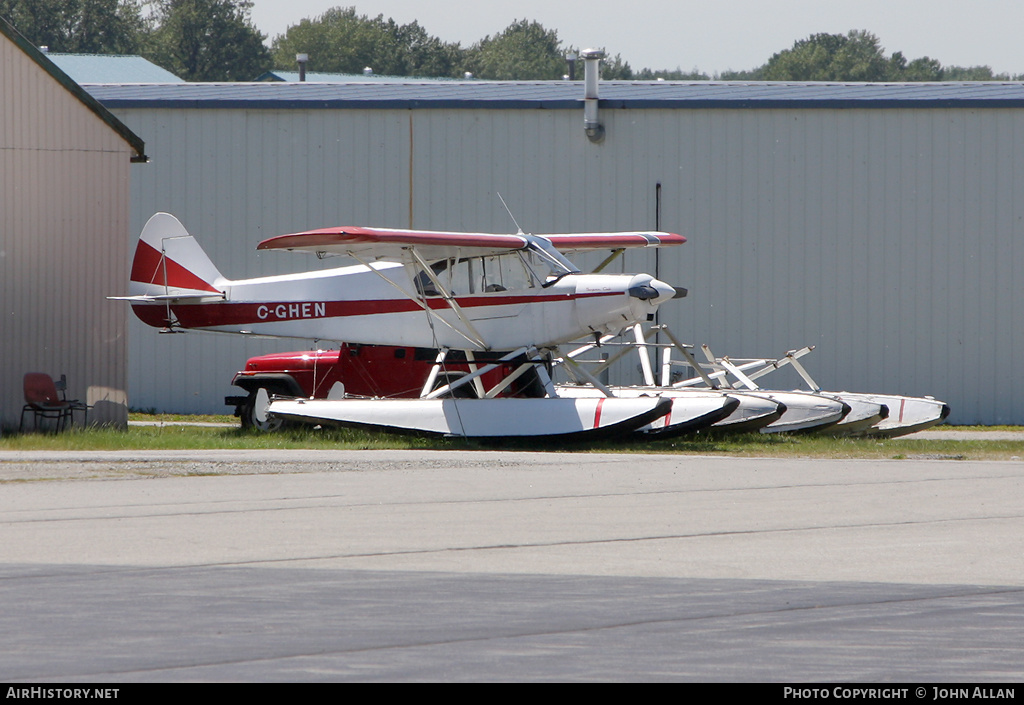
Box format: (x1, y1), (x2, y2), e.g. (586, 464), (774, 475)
(668, 339), (951, 437)
(118, 212), (710, 439)
(555, 325), (950, 437)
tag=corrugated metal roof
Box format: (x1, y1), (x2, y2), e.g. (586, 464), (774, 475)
(47, 53), (183, 83)
(84, 80), (1024, 110)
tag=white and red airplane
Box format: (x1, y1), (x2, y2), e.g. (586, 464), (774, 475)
(122, 212), (684, 352)
(118, 213), (697, 439)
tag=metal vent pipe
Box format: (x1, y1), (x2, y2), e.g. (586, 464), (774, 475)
(582, 48), (605, 143)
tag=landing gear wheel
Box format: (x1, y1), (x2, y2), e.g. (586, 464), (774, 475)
(240, 387), (286, 432)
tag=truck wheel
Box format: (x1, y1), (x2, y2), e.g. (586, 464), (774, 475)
(240, 387), (286, 432)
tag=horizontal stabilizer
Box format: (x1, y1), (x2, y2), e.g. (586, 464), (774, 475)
(109, 293), (225, 302)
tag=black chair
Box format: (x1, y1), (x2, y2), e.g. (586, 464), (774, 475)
(55, 374), (91, 427)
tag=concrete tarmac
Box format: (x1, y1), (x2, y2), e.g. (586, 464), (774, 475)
(0, 449), (1022, 682)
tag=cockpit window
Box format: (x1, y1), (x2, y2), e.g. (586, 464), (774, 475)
(414, 247), (576, 297)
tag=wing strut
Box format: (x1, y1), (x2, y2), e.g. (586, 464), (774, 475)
(346, 251), (485, 351)
(407, 248), (489, 350)
(591, 248), (625, 273)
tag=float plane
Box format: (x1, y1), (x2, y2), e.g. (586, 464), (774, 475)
(117, 212), (699, 439)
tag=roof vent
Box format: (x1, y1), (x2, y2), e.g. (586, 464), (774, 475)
(566, 51), (578, 81)
(363, 67), (373, 76)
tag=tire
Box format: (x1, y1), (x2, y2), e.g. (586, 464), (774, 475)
(239, 387), (287, 432)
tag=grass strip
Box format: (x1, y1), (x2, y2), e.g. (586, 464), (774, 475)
(2, 421), (1023, 460)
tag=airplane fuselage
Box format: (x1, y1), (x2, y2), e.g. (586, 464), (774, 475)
(123, 212), (681, 352)
(131, 261), (673, 351)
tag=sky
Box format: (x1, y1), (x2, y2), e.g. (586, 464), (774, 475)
(246, 0), (1024, 77)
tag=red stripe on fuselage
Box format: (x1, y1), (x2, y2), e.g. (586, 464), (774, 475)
(151, 291), (621, 329)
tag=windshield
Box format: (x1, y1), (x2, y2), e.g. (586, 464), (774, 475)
(525, 235), (580, 276)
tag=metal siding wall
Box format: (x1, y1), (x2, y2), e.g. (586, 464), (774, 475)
(646, 107), (1024, 424)
(109, 100), (1024, 424)
(116, 108), (413, 413)
(1, 36), (131, 428)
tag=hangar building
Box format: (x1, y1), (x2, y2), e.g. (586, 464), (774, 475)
(86, 78), (1024, 425)
(1, 20), (145, 429)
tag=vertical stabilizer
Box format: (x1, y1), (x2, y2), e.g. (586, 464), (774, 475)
(129, 213), (226, 297)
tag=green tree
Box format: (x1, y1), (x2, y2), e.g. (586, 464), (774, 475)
(761, 30), (893, 81)
(465, 19), (565, 80)
(270, 7), (462, 77)
(889, 52), (944, 81)
(391, 18), (462, 77)
(750, 29), (1017, 82)
(942, 65), (1016, 81)
(634, 66), (711, 81)
(716, 68), (762, 80)
(601, 53), (634, 80)
(144, 0), (270, 81)
(0, 0), (146, 54)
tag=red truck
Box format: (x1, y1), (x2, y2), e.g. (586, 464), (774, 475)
(225, 344), (545, 430)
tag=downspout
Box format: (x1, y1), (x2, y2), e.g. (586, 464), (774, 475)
(582, 48), (605, 143)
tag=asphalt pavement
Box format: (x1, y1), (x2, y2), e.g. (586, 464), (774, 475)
(0, 449), (1021, 682)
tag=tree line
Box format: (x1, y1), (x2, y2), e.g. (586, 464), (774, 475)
(1, 1), (1018, 82)
(0, 0), (269, 81)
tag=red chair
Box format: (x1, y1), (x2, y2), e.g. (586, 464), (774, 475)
(20, 373), (73, 432)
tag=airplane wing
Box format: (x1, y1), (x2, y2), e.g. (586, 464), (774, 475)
(257, 227), (684, 261)
(538, 232), (685, 253)
(256, 227), (531, 262)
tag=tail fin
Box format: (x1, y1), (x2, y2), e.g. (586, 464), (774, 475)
(129, 213), (225, 298)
